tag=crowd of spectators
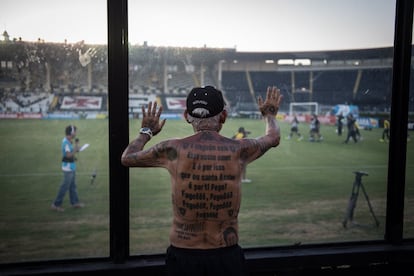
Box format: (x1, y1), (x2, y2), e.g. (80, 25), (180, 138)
(0, 39), (409, 114)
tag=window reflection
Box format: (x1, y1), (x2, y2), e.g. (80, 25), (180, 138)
(0, 0), (109, 263)
(1, 0), (411, 264)
(127, 0), (401, 255)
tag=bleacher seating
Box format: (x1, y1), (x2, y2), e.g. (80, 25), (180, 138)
(354, 68), (392, 111)
(221, 71), (252, 110)
(312, 70), (357, 104)
(0, 40), (410, 114)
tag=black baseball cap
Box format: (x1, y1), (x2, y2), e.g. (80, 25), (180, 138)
(186, 86), (226, 118)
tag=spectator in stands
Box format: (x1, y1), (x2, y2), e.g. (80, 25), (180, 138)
(380, 118), (390, 142)
(51, 125), (85, 212)
(121, 86), (282, 276)
(232, 127), (252, 183)
(309, 114), (323, 142)
(287, 115), (303, 141)
(344, 114), (358, 143)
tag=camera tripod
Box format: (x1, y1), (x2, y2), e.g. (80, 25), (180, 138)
(342, 171), (380, 228)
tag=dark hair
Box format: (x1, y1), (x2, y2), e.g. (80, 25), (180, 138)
(65, 125), (76, 136)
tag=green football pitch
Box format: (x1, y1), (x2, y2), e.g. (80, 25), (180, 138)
(0, 118), (413, 262)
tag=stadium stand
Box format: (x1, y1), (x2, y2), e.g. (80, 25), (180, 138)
(312, 70), (357, 105)
(355, 68), (393, 112)
(1, 1), (413, 275)
(0, 34), (412, 116)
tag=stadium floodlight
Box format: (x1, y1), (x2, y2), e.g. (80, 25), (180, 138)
(289, 102), (319, 115)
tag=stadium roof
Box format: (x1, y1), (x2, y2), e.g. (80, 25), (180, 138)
(225, 47), (397, 61)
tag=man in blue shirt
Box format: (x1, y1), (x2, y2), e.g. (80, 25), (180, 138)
(51, 125), (84, 212)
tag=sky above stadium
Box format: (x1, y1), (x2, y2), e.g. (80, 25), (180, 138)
(1, 0), (398, 52)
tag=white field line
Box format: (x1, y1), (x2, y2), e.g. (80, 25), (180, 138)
(0, 164), (395, 177)
(1, 164), (412, 178)
(0, 172), (108, 177)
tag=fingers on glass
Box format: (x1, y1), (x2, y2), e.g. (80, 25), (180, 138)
(156, 105), (163, 118)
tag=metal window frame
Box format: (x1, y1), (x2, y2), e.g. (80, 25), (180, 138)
(0, 0), (413, 274)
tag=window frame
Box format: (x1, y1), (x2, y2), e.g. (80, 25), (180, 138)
(0, 0), (413, 274)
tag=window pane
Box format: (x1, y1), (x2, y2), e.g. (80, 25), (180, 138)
(128, 0), (397, 255)
(0, 0), (109, 263)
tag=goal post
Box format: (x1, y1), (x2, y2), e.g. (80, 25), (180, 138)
(289, 102), (319, 115)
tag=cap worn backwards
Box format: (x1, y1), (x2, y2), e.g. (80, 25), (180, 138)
(186, 86), (225, 118)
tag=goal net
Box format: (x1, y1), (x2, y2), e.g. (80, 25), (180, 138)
(289, 102), (319, 115)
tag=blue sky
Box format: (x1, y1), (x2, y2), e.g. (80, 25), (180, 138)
(1, 0), (397, 52)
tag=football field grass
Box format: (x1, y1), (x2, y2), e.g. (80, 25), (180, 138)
(0, 118), (413, 262)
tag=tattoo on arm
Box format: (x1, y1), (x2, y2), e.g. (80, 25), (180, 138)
(122, 139), (178, 167)
(152, 142), (178, 161)
(239, 116), (280, 163)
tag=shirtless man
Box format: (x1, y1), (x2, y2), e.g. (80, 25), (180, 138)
(121, 86), (282, 276)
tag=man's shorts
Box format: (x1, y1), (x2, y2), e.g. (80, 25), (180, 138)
(166, 244), (248, 276)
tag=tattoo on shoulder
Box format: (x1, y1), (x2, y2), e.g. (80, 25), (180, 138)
(152, 141), (178, 161)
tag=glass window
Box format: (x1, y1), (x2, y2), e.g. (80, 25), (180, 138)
(127, 0), (398, 255)
(0, 0), (109, 263)
(2, 0), (410, 265)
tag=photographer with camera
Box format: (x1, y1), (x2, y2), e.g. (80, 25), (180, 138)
(51, 125), (85, 212)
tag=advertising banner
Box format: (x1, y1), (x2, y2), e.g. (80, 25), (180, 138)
(331, 104), (359, 117)
(61, 96), (102, 110)
(166, 97), (187, 110)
